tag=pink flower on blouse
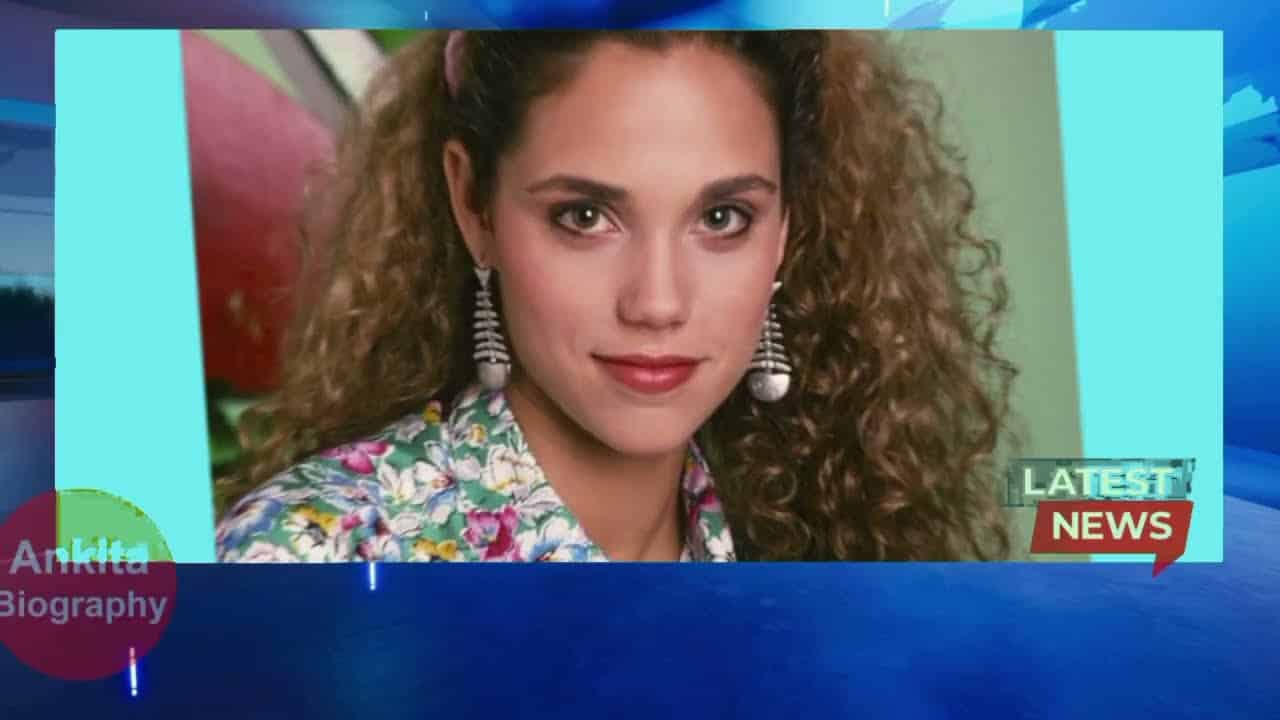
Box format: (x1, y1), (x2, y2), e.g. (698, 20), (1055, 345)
(688, 486), (723, 528)
(683, 452), (722, 526)
(321, 441), (389, 474)
(464, 506), (522, 560)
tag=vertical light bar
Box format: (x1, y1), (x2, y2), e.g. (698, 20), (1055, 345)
(368, 561), (377, 591)
(128, 646), (138, 697)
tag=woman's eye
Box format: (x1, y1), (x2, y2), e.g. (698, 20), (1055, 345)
(699, 205), (752, 235)
(553, 204), (617, 235)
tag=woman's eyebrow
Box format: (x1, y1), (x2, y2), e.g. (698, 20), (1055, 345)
(523, 173), (778, 203)
(524, 175), (627, 203)
(700, 174), (778, 203)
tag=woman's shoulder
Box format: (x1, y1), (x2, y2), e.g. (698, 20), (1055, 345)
(215, 400), (461, 563)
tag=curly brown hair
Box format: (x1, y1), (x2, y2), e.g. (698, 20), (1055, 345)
(226, 30), (1019, 561)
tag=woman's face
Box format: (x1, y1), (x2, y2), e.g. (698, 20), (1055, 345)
(453, 40), (787, 458)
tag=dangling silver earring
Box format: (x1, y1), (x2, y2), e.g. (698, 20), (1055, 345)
(748, 280), (791, 403)
(473, 265), (510, 391)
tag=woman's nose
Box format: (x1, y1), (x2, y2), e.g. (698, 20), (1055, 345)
(615, 237), (690, 331)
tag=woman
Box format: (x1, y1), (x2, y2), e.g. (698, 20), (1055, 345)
(215, 30), (1017, 563)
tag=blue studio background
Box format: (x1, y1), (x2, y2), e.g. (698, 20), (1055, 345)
(0, 0), (1276, 717)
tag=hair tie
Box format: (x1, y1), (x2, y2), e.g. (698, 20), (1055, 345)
(444, 30), (465, 98)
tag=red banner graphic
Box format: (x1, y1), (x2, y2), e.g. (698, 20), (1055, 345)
(1029, 500), (1193, 577)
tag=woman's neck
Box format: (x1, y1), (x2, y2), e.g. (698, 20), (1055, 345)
(505, 376), (687, 562)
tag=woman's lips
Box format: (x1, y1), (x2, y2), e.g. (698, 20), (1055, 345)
(593, 354), (701, 394)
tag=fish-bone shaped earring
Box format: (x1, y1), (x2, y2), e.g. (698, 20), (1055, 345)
(473, 265), (510, 391)
(747, 280), (791, 403)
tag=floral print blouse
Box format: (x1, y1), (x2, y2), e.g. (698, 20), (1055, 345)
(216, 384), (736, 562)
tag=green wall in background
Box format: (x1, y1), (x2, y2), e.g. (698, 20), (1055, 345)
(897, 31), (1082, 458)
(370, 29), (421, 53)
(896, 32), (1083, 556)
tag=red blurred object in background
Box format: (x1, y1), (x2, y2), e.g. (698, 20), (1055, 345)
(181, 31), (335, 395)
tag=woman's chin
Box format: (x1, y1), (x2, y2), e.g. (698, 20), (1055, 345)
(591, 421), (699, 460)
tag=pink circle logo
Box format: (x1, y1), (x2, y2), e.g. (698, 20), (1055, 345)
(0, 489), (177, 681)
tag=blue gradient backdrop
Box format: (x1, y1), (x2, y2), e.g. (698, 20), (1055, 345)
(0, 0), (1274, 716)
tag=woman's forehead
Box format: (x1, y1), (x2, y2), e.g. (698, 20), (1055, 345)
(501, 40), (783, 189)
